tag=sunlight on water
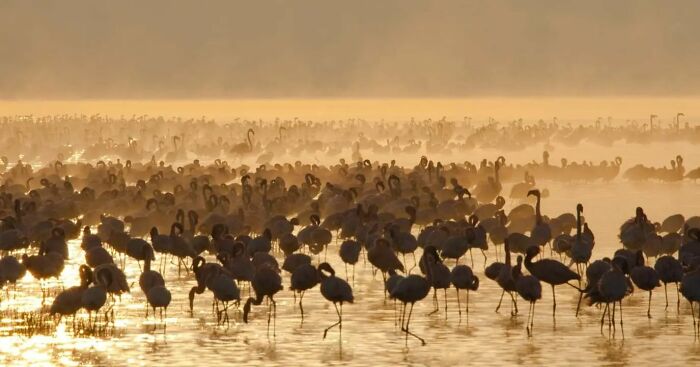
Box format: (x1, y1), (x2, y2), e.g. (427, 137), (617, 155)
(0, 178), (699, 366)
(1, 97), (700, 121)
(0, 98), (698, 366)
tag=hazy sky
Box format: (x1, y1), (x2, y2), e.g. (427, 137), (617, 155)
(1, 0), (698, 98)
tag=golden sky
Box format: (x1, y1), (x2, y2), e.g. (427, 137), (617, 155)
(1, 0), (698, 98)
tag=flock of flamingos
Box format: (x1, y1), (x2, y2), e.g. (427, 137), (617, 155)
(0, 114), (699, 346)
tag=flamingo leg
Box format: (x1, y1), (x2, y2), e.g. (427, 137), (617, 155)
(466, 290), (470, 318)
(600, 303), (608, 333)
(323, 302), (342, 339)
(267, 298), (272, 336)
(401, 302), (425, 346)
(691, 301), (697, 335)
(697, 301), (700, 335)
(495, 289), (505, 312)
(509, 292), (519, 316)
(299, 291), (305, 321)
(526, 301), (533, 336)
(618, 301), (624, 339)
(456, 289), (462, 319)
(443, 288), (448, 319)
(429, 289), (439, 315)
(575, 288), (583, 317)
(611, 301), (616, 332)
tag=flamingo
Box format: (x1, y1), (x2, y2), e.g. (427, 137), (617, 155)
(390, 273), (430, 345)
(513, 255), (542, 336)
(50, 265), (92, 327)
(243, 265), (283, 335)
(317, 262), (353, 340)
(680, 260), (700, 335)
(290, 262), (320, 320)
(450, 264), (479, 319)
(527, 189), (551, 249)
(654, 255), (683, 310)
(81, 267), (110, 326)
(524, 246), (580, 316)
(590, 257), (632, 335)
(629, 250), (660, 318)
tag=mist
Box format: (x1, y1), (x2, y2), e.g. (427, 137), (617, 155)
(1, 0), (699, 98)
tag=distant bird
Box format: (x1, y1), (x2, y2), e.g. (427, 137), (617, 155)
(654, 255), (683, 310)
(138, 244), (164, 297)
(576, 258), (612, 317)
(450, 264), (479, 318)
(629, 250), (660, 318)
(390, 273), (430, 345)
(208, 271), (240, 325)
(368, 238), (404, 284)
(492, 239), (518, 315)
(81, 226), (102, 251)
(93, 263), (130, 300)
(243, 265), (283, 335)
(23, 250), (65, 297)
(50, 265), (92, 326)
(524, 246), (580, 316)
(527, 189), (551, 248)
(421, 246), (451, 317)
(570, 204), (594, 276)
(385, 268), (406, 326)
(339, 239), (362, 281)
(513, 255), (542, 336)
(484, 261), (507, 312)
(317, 262), (353, 340)
(680, 259), (700, 335)
(282, 253), (312, 274)
(0, 255), (26, 287)
(188, 256), (227, 313)
(81, 267), (110, 325)
(290, 262), (320, 320)
(592, 257), (632, 334)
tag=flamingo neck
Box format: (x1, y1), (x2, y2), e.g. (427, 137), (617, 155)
(576, 209), (582, 237)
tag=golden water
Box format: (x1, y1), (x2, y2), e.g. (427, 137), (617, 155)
(0, 99), (699, 366)
(1, 97), (699, 120)
(0, 179), (697, 366)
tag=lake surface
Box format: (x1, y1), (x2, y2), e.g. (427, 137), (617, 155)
(2, 97), (700, 121)
(0, 178), (698, 367)
(0, 98), (699, 366)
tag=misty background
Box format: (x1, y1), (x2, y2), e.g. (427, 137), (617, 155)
(1, 0), (699, 99)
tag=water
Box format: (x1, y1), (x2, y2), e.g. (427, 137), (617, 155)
(1, 97), (699, 366)
(1, 97), (699, 121)
(1, 179), (699, 367)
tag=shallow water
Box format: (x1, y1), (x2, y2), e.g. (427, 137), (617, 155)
(2, 97), (700, 121)
(1, 179), (699, 367)
(1, 97), (699, 365)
